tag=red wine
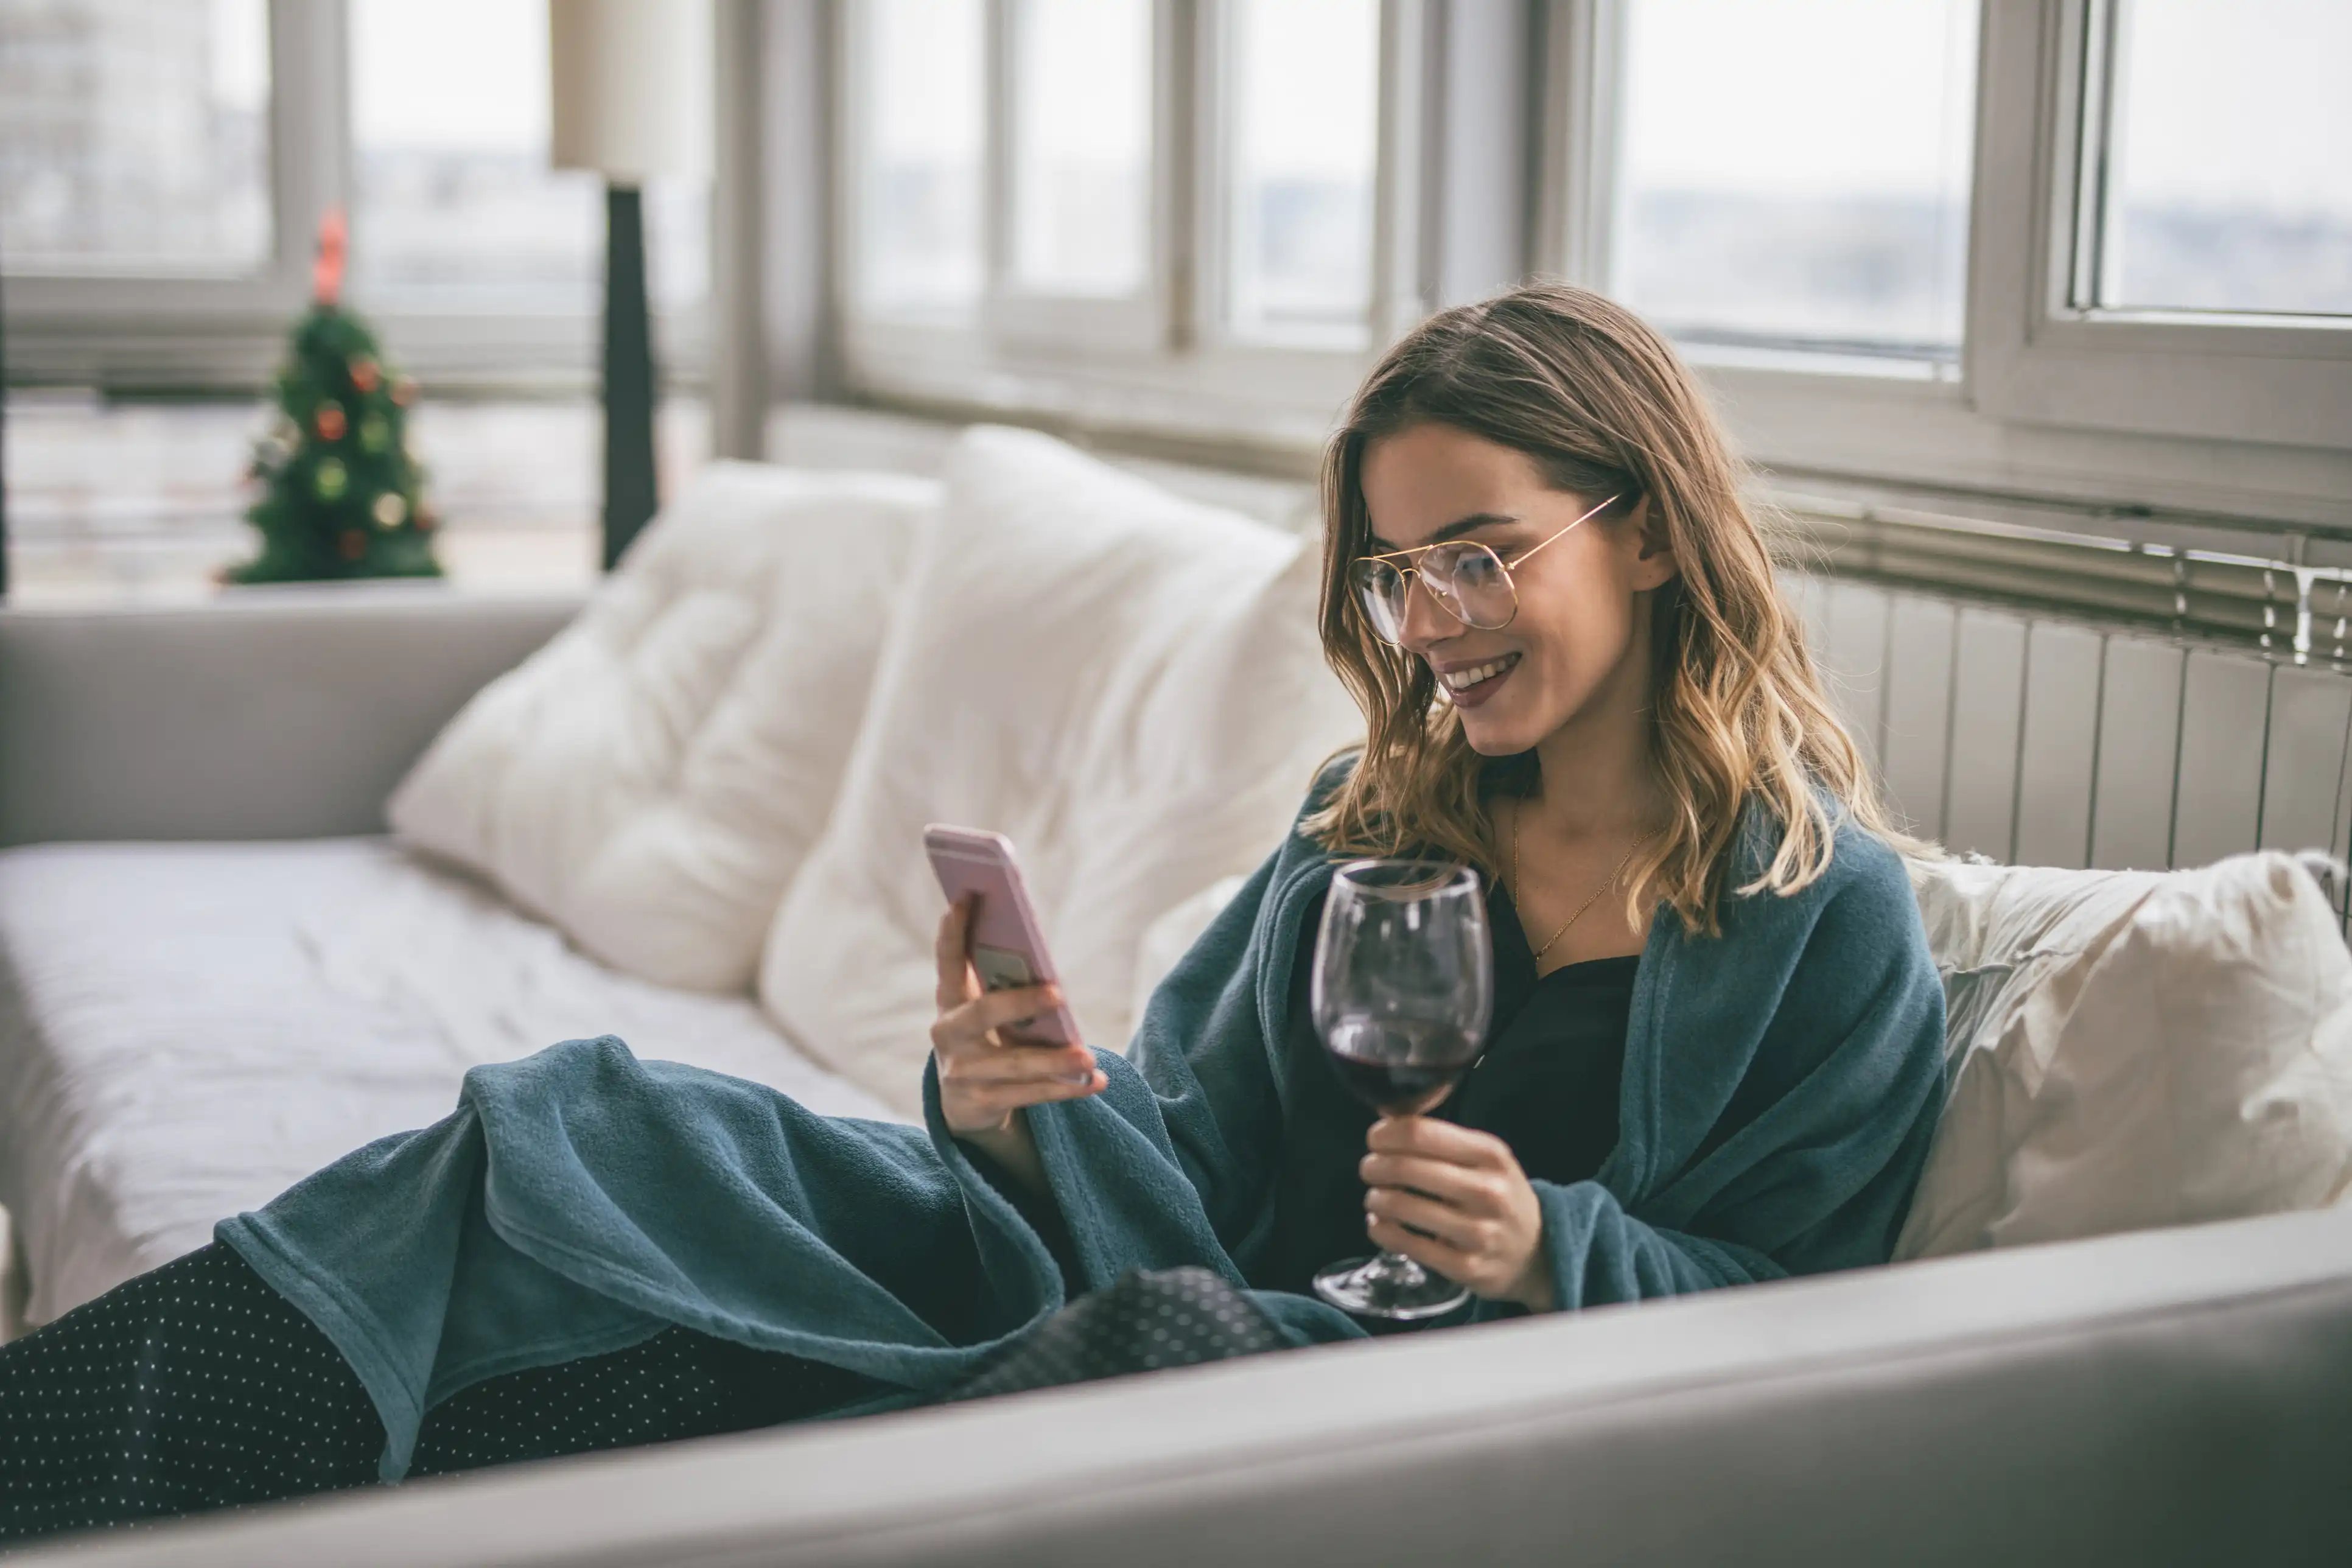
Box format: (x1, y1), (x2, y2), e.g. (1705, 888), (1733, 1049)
(1322, 1018), (1480, 1116)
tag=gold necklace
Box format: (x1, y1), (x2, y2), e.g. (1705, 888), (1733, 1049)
(1508, 798), (1655, 964)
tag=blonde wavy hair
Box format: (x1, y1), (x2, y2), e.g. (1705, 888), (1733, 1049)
(1301, 281), (1894, 936)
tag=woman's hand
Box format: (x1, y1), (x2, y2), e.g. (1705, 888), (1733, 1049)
(931, 897), (1104, 1168)
(1361, 1116), (1555, 1312)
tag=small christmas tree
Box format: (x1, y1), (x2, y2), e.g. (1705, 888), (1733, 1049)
(229, 210), (442, 584)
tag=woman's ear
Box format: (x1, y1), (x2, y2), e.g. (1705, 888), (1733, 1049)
(1629, 496), (1678, 590)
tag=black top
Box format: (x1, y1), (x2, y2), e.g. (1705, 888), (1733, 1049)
(1256, 875), (1639, 1306)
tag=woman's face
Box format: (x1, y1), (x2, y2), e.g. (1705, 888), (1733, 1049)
(1357, 422), (1676, 758)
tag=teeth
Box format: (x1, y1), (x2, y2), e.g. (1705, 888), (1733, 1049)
(1441, 655), (1516, 691)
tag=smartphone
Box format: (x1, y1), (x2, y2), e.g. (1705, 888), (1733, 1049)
(922, 825), (1082, 1047)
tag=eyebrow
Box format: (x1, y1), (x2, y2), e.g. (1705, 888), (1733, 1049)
(1365, 511), (1521, 553)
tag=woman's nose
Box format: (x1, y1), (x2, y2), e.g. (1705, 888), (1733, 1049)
(1396, 572), (1465, 653)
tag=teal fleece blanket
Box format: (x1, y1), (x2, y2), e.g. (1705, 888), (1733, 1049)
(219, 769), (1945, 1480)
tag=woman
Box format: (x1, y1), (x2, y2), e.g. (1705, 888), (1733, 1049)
(0, 283), (1945, 1542)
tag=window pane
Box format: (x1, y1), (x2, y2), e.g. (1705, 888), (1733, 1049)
(2093, 0), (2352, 317)
(859, 0), (984, 314)
(1223, 0), (1378, 343)
(0, 0), (271, 276)
(1614, 0), (1978, 366)
(349, 0), (707, 313)
(1010, 0), (1152, 298)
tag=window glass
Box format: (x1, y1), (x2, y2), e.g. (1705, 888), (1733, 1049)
(1009, 0), (1153, 298)
(1613, 0), (1978, 368)
(2091, 0), (2352, 318)
(0, 0), (271, 276)
(859, 0), (985, 314)
(1223, 0), (1379, 344)
(349, 0), (706, 314)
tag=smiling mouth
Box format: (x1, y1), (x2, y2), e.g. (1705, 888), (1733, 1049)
(1437, 652), (1521, 707)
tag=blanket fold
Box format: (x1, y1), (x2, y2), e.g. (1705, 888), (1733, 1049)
(220, 768), (1945, 1478)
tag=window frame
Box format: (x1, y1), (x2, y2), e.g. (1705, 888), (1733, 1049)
(3, 0), (341, 385)
(1531, 0), (2352, 536)
(1965, 0), (2352, 453)
(835, 0), (1454, 455)
(836, 0), (2352, 538)
(2, 0), (710, 395)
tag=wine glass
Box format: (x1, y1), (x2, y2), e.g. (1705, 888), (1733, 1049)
(1311, 858), (1493, 1321)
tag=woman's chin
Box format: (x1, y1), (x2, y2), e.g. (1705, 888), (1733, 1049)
(1457, 708), (1542, 756)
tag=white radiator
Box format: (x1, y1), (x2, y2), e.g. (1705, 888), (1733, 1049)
(1793, 575), (2352, 894)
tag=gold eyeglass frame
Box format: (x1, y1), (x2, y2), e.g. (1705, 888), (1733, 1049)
(1352, 492), (1622, 642)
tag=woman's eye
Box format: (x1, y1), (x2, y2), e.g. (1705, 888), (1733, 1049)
(1451, 551), (1506, 589)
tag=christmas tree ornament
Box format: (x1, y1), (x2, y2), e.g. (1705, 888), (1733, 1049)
(226, 208), (443, 585)
(416, 503), (439, 533)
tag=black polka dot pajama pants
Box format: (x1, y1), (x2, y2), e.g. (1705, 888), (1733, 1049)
(0, 1244), (1280, 1546)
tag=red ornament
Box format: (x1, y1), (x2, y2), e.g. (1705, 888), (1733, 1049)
(315, 403), (347, 442)
(390, 376), (418, 408)
(339, 530), (368, 561)
(349, 358), (380, 394)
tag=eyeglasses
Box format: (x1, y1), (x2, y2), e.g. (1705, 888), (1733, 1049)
(1349, 494), (1620, 645)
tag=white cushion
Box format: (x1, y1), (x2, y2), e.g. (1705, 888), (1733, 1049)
(1897, 853), (2352, 1259)
(758, 427), (1361, 1114)
(388, 462), (939, 992)
(0, 839), (894, 1327)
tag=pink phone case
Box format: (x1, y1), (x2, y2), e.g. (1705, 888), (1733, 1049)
(923, 825), (1082, 1047)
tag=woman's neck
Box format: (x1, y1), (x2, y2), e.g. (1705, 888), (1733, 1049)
(1524, 628), (1663, 841)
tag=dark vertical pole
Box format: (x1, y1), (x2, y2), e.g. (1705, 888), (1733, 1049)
(600, 182), (659, 570)
(1, 259), (11, 600)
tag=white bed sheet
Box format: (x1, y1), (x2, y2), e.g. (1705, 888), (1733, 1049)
(0, 838), (902, 1327)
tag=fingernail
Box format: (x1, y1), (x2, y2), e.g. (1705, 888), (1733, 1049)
(1060, 1071), (1096, 1087)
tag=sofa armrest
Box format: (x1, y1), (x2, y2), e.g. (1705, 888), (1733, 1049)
(35, 1208), (2352, 1567)
(0, 585), (581, 847)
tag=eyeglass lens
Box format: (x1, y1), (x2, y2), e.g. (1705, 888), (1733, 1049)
(1352, 543), (1517, 643)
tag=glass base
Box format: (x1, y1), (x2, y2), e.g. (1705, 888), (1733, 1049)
(1312, 1249), (1471, 1321)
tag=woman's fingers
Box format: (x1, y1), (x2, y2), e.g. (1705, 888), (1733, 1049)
(1358, 1152), (1502, 1211)
(943, 1041), (1098, 1087)
(954, 1071), (1105, 1120)
(957, 983), (1068, 1038)
(1363, 1186), (1489, 1251)
(1365, 1113), (1513, 1167)
(934, 898), (977, 1009)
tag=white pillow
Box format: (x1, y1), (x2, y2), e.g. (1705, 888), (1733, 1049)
(1897, 853), (2352, 1259)
(388, 462), (939, 993)
(758, 427), (1360, 1113)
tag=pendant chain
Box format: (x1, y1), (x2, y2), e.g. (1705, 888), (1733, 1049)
(1507, 798), (1656, 964)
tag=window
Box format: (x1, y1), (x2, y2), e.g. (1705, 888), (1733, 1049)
(2073, 0), (2352, 320)
(1611, 0), (1979, 371)
(840, 0), (1390, 430)
(855, 0), (985, 317)
(1008, 0), (1154, 300)
(1219, 0), (1380, 345)
(0, 0), (273, 277)
(824, 0), (2352, 525)
(349, 0), (706, 316)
